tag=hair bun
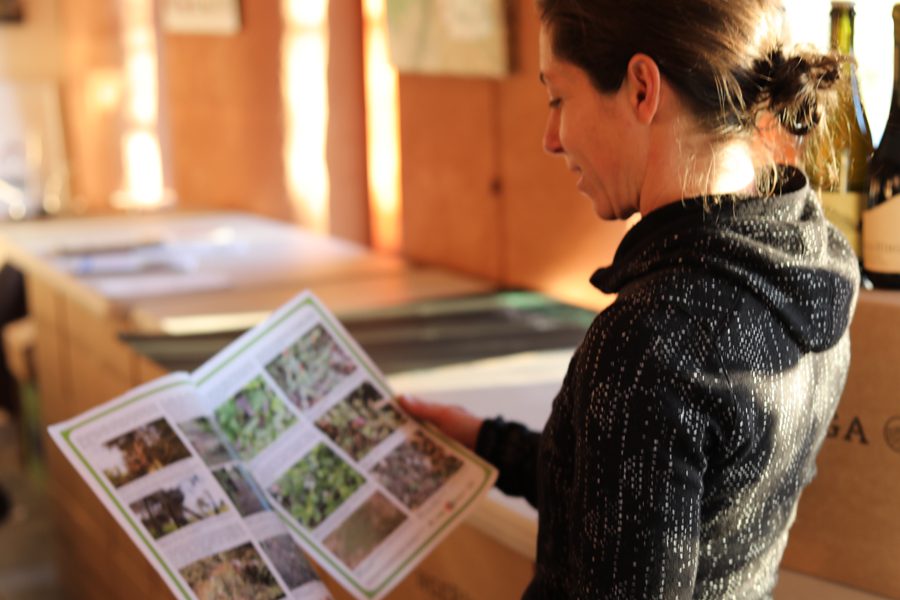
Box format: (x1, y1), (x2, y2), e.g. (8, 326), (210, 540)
(752, 47), (842, 136)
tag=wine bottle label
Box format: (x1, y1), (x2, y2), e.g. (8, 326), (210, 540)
(863, 196), (900, 273)
(821, 191), (865, 256)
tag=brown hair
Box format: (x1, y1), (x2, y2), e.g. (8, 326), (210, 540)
(536, 0), (845, 187)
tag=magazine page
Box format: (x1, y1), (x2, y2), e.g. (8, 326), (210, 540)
(48, 373), (332, 600)
(191, 290), (498, 600)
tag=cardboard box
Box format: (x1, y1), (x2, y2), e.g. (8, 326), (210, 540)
(782, 289), (900, 599)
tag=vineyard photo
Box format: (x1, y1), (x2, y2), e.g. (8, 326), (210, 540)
(315, 381), (406, 461)
(129, 474), (229, 539)
(265, 325), (357, 412)
(259, 534), (321, 590)
(373, 431), (463, 509)
(323, 492), (407, 570)
(99, 418), (192, 488)
(178, 417), (232, 466)
(214, 377), (297, 461)
(180, 543), (284, 600)
(213, 464), (266, 517)
(269, 443), (365, 529)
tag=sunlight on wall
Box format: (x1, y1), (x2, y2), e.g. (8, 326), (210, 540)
(126, 50), (157, 127)
(282, 0), (330, 233)
(122, 131), (164, 207)
(364, 0), (402, 252)
(86, 69), (122, 112)
(112, 0), (173, 210)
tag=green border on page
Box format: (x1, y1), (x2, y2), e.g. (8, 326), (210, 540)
(195, 295), (497, 598)
(61, 379), (194, 599)
(60, 293), (497, 600)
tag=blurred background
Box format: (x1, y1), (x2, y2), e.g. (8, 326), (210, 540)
(1, 0), (897, 308)
(1, 2), (898, 599)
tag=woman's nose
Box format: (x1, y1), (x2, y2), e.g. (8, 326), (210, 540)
(543, 114), (563, 155)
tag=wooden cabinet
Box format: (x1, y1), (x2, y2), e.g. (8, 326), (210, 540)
(26, 274), (174, 597)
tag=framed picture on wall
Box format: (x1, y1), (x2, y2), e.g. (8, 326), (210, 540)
(162, 0), (242, 35)
(387, 0), (511, 78)
(0, 0), (23, 23)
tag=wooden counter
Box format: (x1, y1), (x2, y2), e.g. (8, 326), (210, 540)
(0, 211), (495, 599)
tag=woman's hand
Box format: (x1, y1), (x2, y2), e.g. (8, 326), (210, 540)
(397, 395), (483, 451)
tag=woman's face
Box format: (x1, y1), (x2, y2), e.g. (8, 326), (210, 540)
(539, 26), (642, 220)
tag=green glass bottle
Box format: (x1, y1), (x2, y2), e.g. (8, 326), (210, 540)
(812, 1), (874, 259)
(864, 4), (900, 288)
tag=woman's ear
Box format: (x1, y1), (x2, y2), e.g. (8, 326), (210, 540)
(624, 54), (661, 125)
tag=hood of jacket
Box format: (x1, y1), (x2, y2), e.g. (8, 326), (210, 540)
(591, 167), (860, 353)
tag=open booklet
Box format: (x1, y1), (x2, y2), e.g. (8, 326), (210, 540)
(48, 291), (498, 600)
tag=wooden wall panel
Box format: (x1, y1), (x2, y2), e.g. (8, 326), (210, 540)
(163, 1), (289, 220)
(399, 78), (503, 280)
(396, 0), (627, 309)
(328, 0), (370, 243)
(166, 104), (287, 216)
(58, 0), (124, 214)
(55, 1), (368, 238)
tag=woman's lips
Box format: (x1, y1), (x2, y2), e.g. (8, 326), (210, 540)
(572, 167), (583, 188)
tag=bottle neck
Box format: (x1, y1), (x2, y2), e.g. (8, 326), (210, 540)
(874, 14), (900, 164)
(891, 12), (900, 105)
(830, 5), (855, 54)
(889, 13), (900, 129)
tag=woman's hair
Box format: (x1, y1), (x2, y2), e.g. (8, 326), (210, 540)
(536, 0), (845, 189)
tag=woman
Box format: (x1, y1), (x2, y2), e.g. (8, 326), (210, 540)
(402, 0), (859, 598)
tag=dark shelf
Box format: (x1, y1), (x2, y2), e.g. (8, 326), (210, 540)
(122, 291), (595, 375)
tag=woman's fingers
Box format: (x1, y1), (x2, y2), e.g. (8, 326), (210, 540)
(396, 395), (482, 451)
(397, 395), (435, 420)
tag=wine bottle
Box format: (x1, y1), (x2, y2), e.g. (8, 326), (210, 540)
(811, 1), (873, 258)
(864, 4), (900, 288)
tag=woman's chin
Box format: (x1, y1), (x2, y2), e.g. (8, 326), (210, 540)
(579, 189), (612, 220)
(589, 198), (633, 222)
(590, 202), (616, 221)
